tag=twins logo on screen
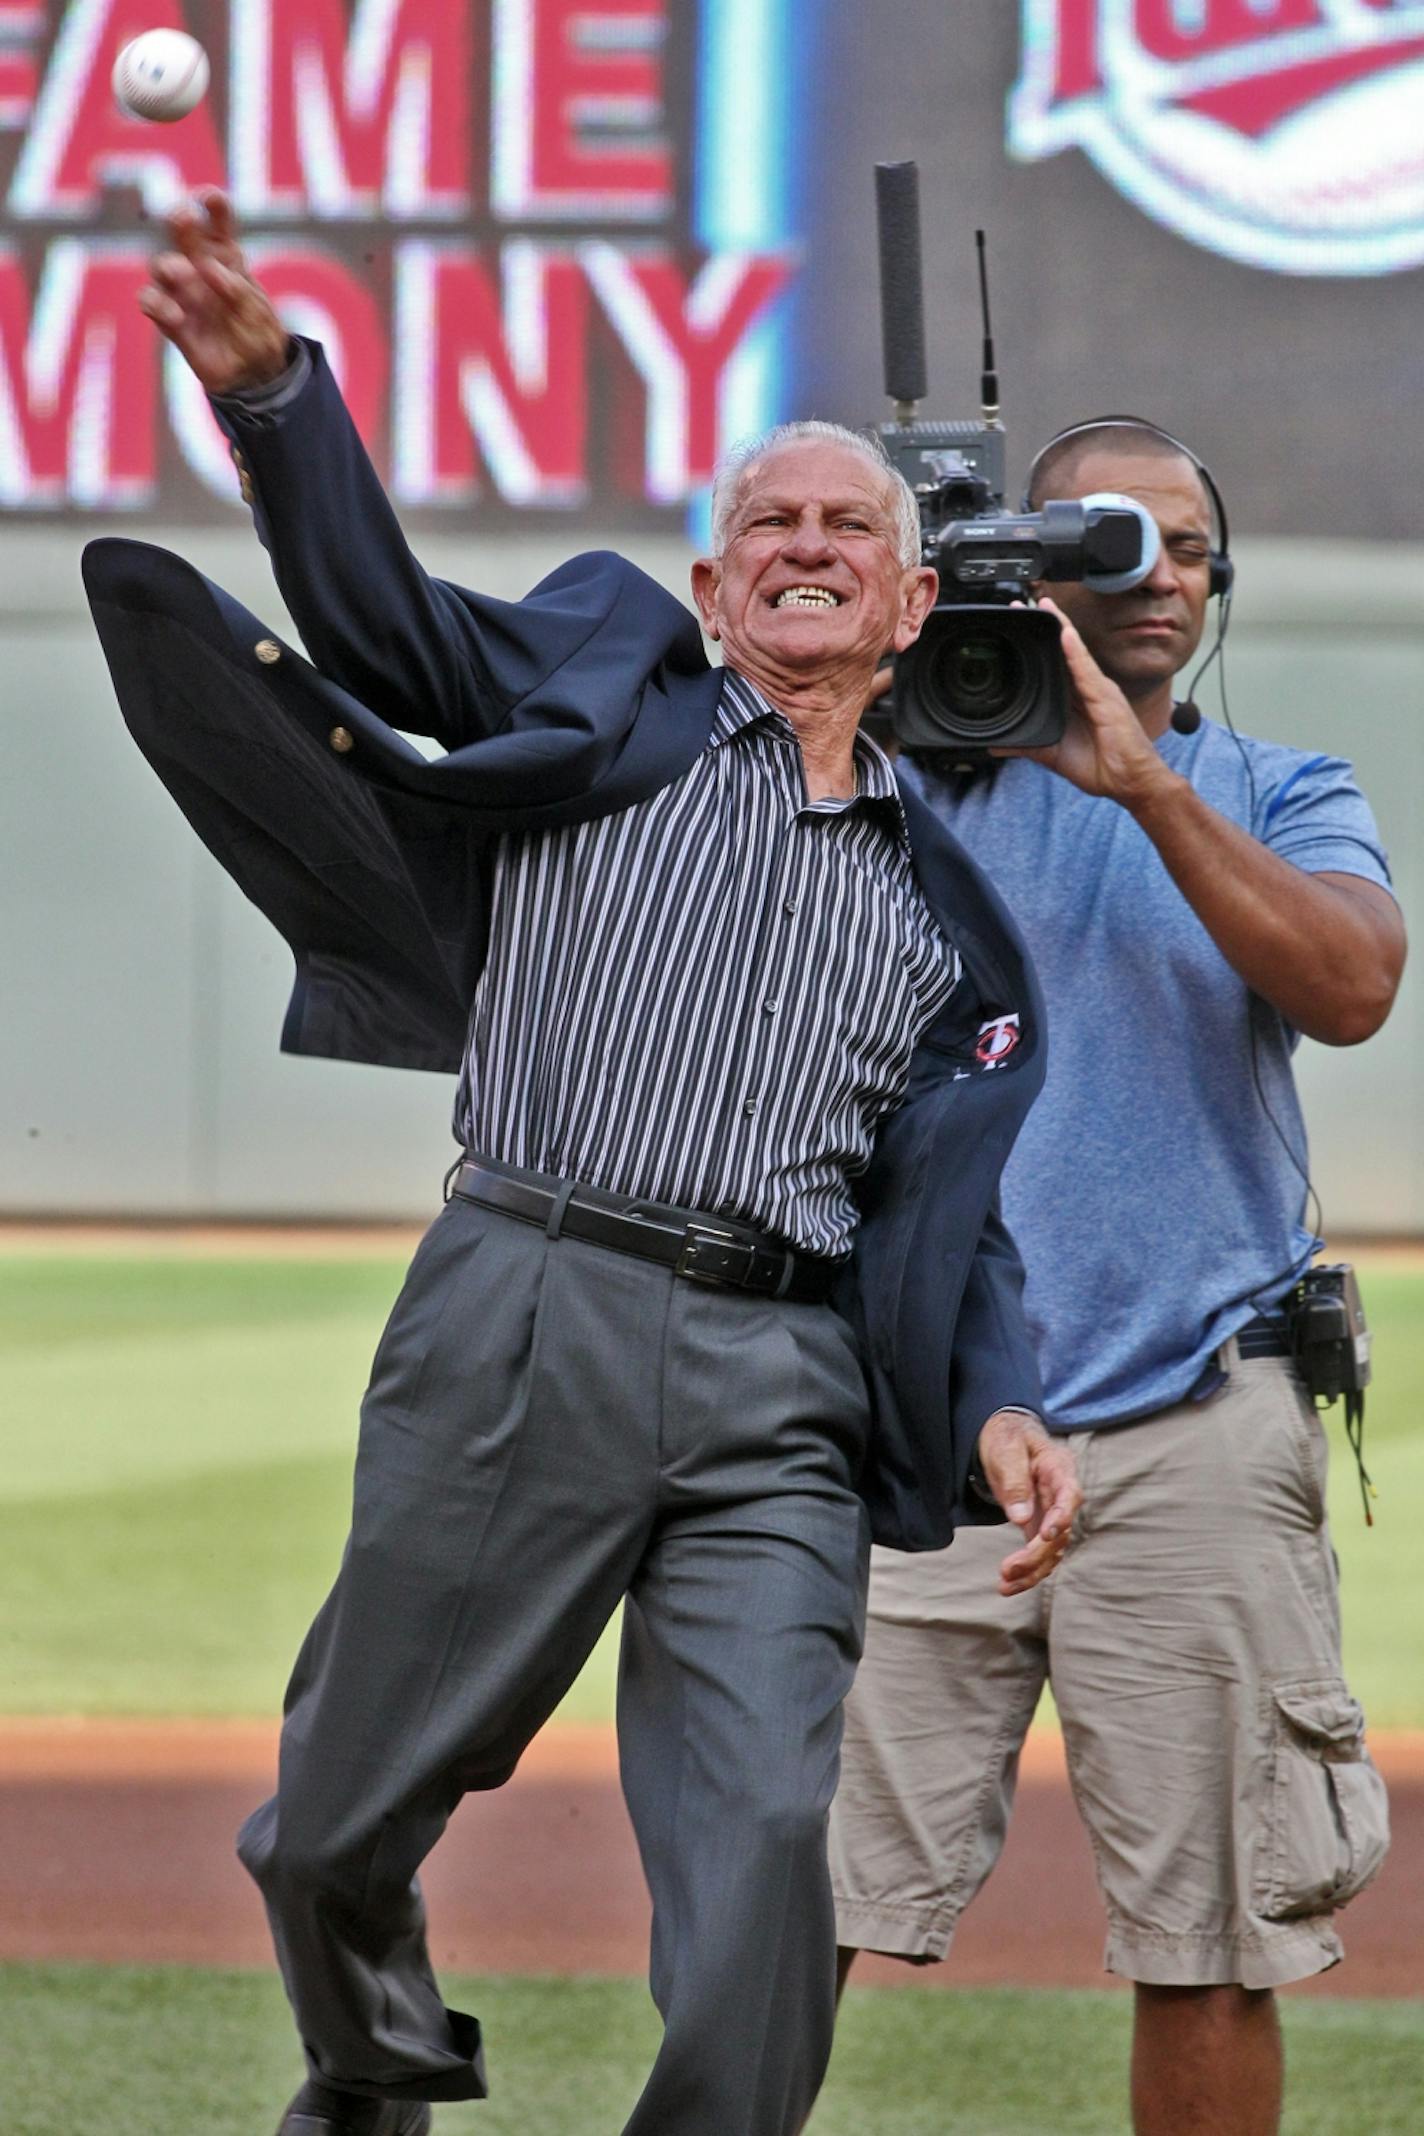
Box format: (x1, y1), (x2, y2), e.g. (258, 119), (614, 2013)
(1009, 1), (1424, 275)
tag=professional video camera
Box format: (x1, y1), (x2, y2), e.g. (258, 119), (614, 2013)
(871, 164), (1160, 760)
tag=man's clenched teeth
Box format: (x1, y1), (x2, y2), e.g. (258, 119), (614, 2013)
(773, 586), (842, 608)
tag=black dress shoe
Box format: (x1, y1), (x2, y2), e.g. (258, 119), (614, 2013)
(275, 2078), (432, 2134)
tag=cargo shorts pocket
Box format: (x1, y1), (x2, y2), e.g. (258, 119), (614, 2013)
(1254, 1680), (1390, 1920)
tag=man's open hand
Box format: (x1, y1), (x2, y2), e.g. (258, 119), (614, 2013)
(138, 188), (290, 396)
(976, 1409), (1081, 1597)
(993, 596), (1167, 808)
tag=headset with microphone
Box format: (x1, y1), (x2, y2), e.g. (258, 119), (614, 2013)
(1019, 416), (1234, 735)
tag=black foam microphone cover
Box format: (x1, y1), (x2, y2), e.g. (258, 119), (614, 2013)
(1170, 700), (1202, 735)
(875, 162), (927, 406)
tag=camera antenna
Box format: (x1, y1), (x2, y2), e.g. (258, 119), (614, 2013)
(976, 229), (1001, 431)
(875, 161), (927, 425)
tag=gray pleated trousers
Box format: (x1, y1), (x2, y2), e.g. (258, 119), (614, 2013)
(238, 1192), (872, 2134)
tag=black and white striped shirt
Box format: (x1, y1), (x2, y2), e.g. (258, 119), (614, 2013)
(454, 671), (960, 1257)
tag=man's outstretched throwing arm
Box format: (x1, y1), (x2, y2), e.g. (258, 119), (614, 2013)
(139, 189), (515, 750)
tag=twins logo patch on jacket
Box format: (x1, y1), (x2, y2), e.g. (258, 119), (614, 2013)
(1009, 1), (1424, 275)
(975, 1013), (1023, 1069)
(949, 1012), (1025, 1081)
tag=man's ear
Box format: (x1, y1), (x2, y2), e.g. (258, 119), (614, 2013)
(690, 556), (721, 639)
(892, 566), (939, 652)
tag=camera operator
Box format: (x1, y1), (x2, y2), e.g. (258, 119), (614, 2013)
(829, 418), (1405, 2136)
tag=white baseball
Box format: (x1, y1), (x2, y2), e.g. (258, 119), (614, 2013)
(112, 30), (210, 123)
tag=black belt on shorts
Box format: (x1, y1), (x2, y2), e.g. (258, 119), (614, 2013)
(447, 1156), (839, 1305)
(1233, 1315), (1292, 1360)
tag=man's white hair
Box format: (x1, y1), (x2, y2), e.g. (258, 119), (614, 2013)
(709, 420), (922, 571)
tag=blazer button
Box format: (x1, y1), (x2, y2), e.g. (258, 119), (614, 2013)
(254, 638), (282, 664)
(328, 726), (355, 754)
(231, 447), (246, 470)
(239, 478), (255, 504)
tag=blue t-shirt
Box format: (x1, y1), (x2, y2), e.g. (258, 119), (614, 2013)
(905, 721), (1394, 1430)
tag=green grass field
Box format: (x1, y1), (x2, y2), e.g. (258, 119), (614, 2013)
(0, 1252), (620, 1717)
(0, 1965), (1419, 2136)
(3, 1249), (1420, 2132)
(2, 1249), (1421, 1723)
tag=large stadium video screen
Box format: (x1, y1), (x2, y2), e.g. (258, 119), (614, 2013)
(0, 1), (1419, 534)
(0, 0), (793, 525)
(781, 0), (1424, 543)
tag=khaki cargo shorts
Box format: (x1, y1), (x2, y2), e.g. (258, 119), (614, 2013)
(829, 1358), (1390, 1988)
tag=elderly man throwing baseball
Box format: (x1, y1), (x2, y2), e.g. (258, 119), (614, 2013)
(84, 190), (1080, 2136)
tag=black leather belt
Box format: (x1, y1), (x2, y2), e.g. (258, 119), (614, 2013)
(1234, 1316), (1292, 1360)
(448, 1157), (839, 1304)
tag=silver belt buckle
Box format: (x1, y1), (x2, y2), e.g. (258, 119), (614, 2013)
(676, 1222), (758, 1287)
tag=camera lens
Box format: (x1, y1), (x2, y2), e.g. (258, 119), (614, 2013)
(892, 605), (1067, 756)
(923, 621), (1034, 737)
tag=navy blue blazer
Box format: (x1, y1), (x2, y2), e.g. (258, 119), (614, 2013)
(81, 343), (1047, 1553)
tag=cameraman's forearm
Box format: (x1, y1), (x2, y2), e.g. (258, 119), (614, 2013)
(1125, 767), (1403, 1044)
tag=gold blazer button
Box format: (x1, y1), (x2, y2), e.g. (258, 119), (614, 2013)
(328, 726), (355, 754)
(254, 638), (282, 664)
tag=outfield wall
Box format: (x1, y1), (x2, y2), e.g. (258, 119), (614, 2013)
(1, 527), (1420, 1228)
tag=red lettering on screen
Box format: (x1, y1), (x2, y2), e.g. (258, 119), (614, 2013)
(492, 0), (671, 221)
(0, 0), (39, 129)
(1180, 33), (1424, 135)
(0, 1), (796, 513)
(1044, 0), (1105, 102)
(0, 55), (37, 130)
(0, 242), (154, 503)
(11, 0), (225, 218)
(230, 0), (471, 219)
(1131, 0), (1326, 66)
(391, 242), (589, 505)
(583, 248), (791, 499)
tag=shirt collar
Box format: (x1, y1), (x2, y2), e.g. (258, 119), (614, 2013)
(715, 669), (910, 838)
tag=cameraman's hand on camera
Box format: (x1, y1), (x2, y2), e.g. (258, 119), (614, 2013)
(976, 1409), (1081, 1598)
(995, 595), (1170, 811)
(139, 189), (291, 396)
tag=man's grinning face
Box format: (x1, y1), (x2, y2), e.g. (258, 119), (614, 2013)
(691, 441), (937, 695)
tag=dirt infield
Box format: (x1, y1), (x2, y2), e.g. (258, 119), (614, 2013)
(2, 1721), (1419, 1996)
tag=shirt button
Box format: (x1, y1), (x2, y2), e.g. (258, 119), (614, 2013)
(743, 1098), (759, 1117)
(783, 899), (798, 916)
(763, 998), (779, 1015)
